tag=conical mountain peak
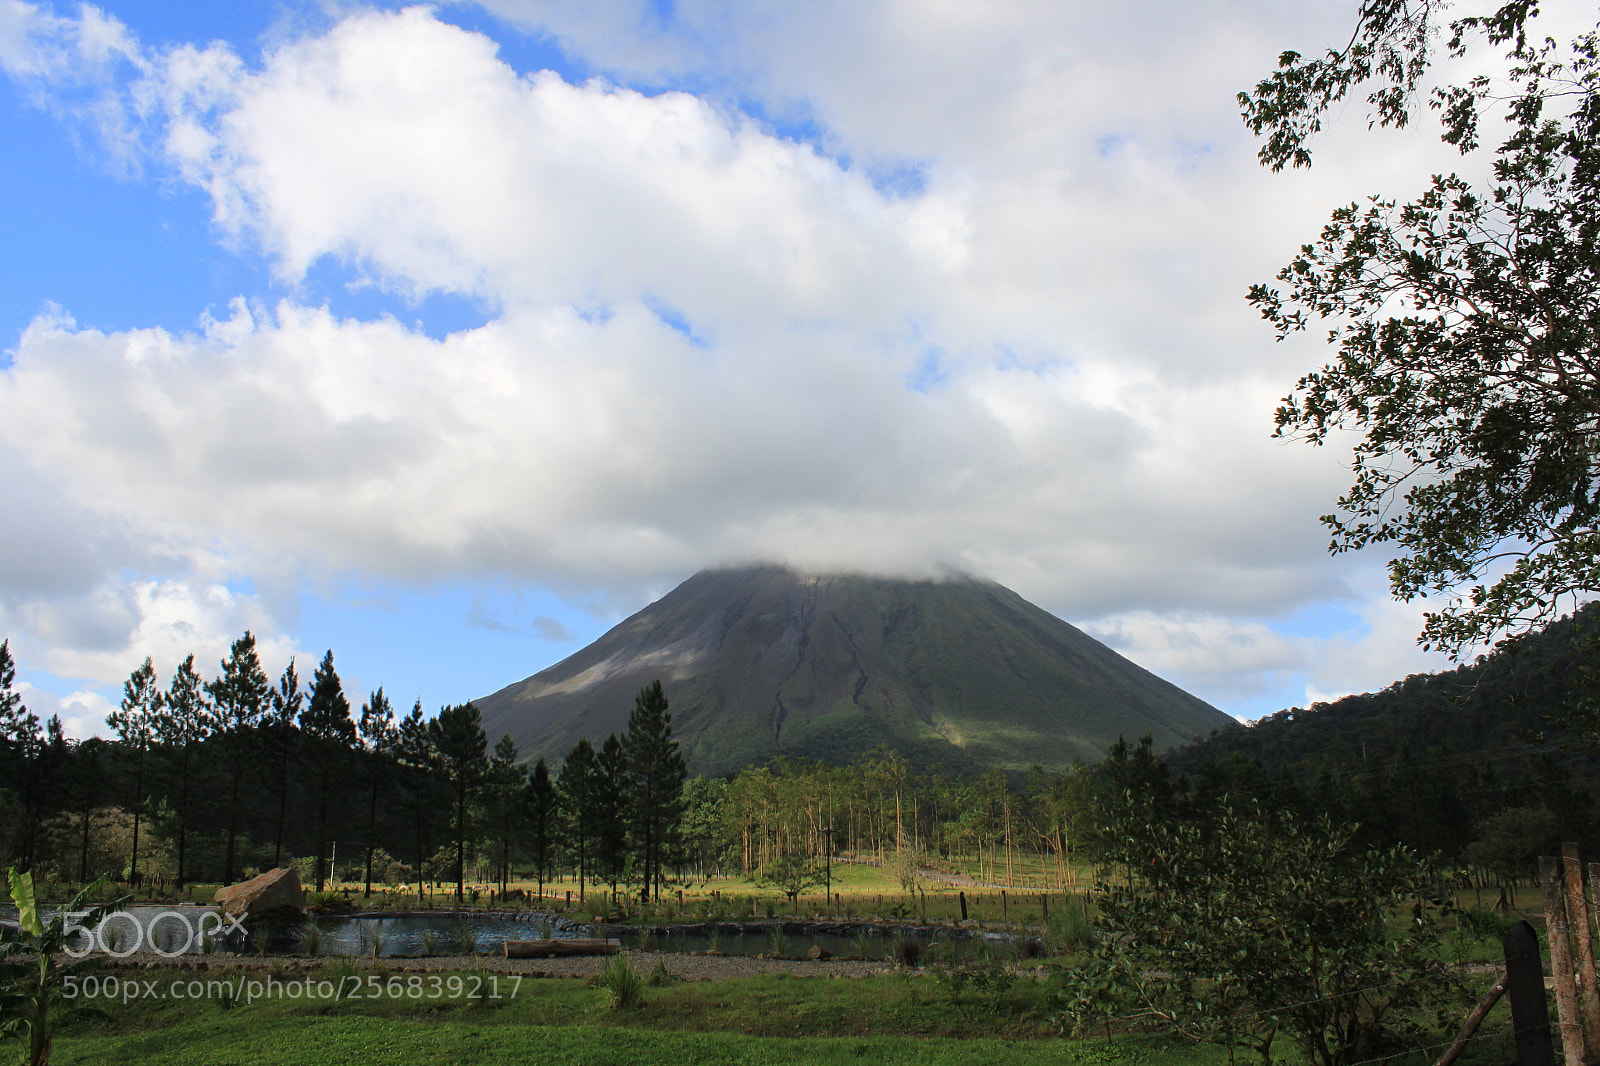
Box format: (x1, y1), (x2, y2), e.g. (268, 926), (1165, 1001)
(475, 566), (1232, 775)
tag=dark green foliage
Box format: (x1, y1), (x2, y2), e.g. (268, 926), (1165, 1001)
(357, 687), (398, 897)
(107, 659), (158, 885)
(1244, 2), (1600, 654)
(0, 640), (37, 750)
(394, 698), (444, 903)
(428, 702), (488, 902)
(556, 738), (598, 899)
(264, 659), (302, 869)
(0, 645), (55, 874)
(483, 734), (523, 895)
(1167, 605), (1600, 861)
(525, 757), (557, 899)
(299, 651), (354, 892)
(591, 734), (630, 897)
(1059, 800), (1461, 1066)
(623, 680), (687, 902)
(155, 654), (210, 887)
(206, 631), (271, 884)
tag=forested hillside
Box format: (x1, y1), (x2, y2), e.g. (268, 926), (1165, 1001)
(1166, 606), (1600, 862)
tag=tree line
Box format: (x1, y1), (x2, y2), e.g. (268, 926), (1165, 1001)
(6, 616), (1599, 904)
(0, 634), (688, 905)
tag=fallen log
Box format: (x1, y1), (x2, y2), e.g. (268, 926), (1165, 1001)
(504, 938), (621, 958)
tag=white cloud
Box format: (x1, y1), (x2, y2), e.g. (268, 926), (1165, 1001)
(0, 0), (1541, 718)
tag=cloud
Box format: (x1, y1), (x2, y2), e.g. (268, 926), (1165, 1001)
(532, 614), (574, 641)
(1087, 573), (1455, 717)
(0, 1), (1525, 717)
(16, 683), (114, 740)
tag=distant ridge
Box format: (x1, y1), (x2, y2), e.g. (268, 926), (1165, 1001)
(475, 566), (1234, 776)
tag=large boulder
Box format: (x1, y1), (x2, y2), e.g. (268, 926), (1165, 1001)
(214, 867), (306, 919)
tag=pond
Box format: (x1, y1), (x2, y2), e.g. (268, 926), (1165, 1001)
(14, 905), (1027, 960)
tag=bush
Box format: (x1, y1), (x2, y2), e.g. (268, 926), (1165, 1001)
(598, 954), (642, 1009)
(892, 938), (922, 967)
(1056, 800), (1463, 1066)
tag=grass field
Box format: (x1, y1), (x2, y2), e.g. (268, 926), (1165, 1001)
(44, 959), (1501, 1066)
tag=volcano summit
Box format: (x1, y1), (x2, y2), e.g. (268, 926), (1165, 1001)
(475, 567), (1232, 775)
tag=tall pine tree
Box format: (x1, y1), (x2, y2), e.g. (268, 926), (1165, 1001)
(525, 757), (557, 904)
(429, 702), (488, 903)
(556, 739), (597, 901)
(207, 631), (271, 884)
(357, 687), (398, 898)
(156, 654), (211, 888)
(107, 658), (159, 885)
(299, 651), (354, 891)
(265, 660), (302, 869)
(622, 680), (687, 903)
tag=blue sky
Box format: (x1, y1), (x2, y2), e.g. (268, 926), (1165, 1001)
(1, 0), (1504, 740)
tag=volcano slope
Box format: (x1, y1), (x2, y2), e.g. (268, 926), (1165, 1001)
(475, 567), (1232, 776)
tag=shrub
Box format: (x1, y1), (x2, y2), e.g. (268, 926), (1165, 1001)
(1057, 800), (1463, 1066)
(892, 938), (922, 967)
(598, 954), (642, 1010)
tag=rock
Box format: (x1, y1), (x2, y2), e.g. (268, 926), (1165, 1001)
(214, 867), (306, 919)
(808, 946), (833, 960)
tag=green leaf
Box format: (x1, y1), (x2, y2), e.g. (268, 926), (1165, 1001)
(7, 868), (42, 937)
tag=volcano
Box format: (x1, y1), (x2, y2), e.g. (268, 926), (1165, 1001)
(474, 566), (1233, 775)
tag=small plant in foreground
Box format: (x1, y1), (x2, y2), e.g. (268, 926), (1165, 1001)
(893, 938), (922, 967)
(765, 926), (788, 957)
(1, 869), (129, 1066)
(299, 920), (321, 956)
(598, 954), (643, 1010)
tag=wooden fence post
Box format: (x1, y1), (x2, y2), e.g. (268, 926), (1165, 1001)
(1541, 855), (1587, 1065)
(1562, 843), (1600, 1060)
(1504, 919), (1557, 1066)
(959, 891), (967, 920)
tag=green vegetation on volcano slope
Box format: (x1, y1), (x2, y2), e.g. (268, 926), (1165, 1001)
(477, 567), (1231, 776)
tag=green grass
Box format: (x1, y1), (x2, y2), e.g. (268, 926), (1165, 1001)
(44, 960), (1231, 1066)
(49, 1014), (1231, 1066)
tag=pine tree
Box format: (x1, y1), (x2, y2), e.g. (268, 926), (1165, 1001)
(265, 660), (302, 869)
(485, 735), (523, 897)
(0, 639), (38, 749)
(556, 739), (597, 901)
(428, 702), (488, 903)
(357, 687), (398, 898)
(299, 650), (354, 891)
(622, 680), (687, 903)
(156, 654), (212, 888)
(525, 757), (557, 904)
(395, 699), (443, 904)
(207, 631), (271, 884)
(107, 658), (159, 885)
(592, 734), (629, 900)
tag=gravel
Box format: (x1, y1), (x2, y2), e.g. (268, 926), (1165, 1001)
(88, 951), (897, 981)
